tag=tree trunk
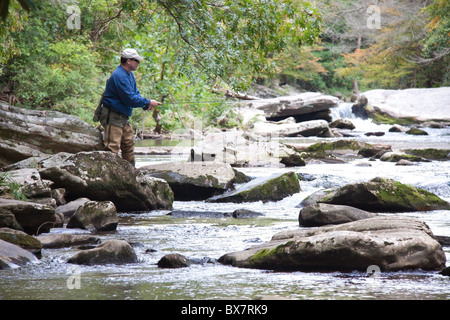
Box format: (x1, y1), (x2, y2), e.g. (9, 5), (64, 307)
(353, 35), (362, 95)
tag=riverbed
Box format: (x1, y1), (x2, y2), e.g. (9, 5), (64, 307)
(0, 105), (449, 300)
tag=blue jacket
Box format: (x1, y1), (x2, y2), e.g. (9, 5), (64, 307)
(102, 65), (150, 117)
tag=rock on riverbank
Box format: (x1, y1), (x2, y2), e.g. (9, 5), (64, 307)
(0, 103), (103, 167)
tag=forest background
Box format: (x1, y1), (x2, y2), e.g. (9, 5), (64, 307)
(0, 0), (448, 133)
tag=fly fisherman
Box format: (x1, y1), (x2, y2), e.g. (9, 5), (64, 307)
(98, 48), (161, 167)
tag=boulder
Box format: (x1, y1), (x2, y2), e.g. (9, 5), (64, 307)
(0, 198), (56, 235)
(251, 119), (332, 137)
(0, 227), (42, 255)
(190, 131), (304, 167)
(140, 161), (240, 200)
(55, 197), (90, 222)
(380, 152), (429, 163)
(299, 203), (377, 227)
(1, 168), (53, 202)
(363, 87), (450, 123)
(218, 216), (446, 272)
(0, 103), (103, 167)
(36, 233), (101, 249)
(306, 177), (450, 212)
(300, 140), (390, 162)
(403, 148), (450, 161)
(0, 238), (39, 269)
(67, 200), (118, 231)
(242, 92), (339, 122)
(36, 151), (173, 212)
(157, 253), (191, 268)
(208, 171), (300, 203)
(406, 127), (428, 136)
(329, 118), (355, 130)
(67, 239), (137, 265)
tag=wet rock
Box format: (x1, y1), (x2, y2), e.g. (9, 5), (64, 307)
(305, 177), (450, 212)
(406, 127), (428, 135)
(395, 159), (416, 166)
(67, 200), (118, 231)
(67, 239), (137, 265)
(403, 148), (450, 161)
(380, 152), (429, 163)
(0, 103), (103, 167)
(219, 216), (446, 272)
(157, 253), (191, 268)
(302, 140), (383, 162)
(55, 197), (90, 222)
(0, 239), (39, 269)
(232, 209), (264, 219)
(299, 203), (377, 227)
(357, 144), (392, 158)
(0, 227), (42, 255)
(279, 153), (306, 167)
(140, 161), (241, 201)
(36, 233), (101, 249)
(440, 266), (450, 277)
(208, 171), (300, 203)
(0, 198), (56, 235)
(329, 119), (355, 130)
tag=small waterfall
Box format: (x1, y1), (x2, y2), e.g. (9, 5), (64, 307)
(330, 102), (392, 133)
(330, 102), (356, 121)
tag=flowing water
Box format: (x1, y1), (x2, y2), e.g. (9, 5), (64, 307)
(1, 103), (449, 300)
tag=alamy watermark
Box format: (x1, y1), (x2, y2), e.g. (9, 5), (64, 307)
(367, 3), (381, 30)
(66, 265), (81, 289)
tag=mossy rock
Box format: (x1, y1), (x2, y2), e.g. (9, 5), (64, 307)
(0, 227), (42, 255)
(406, 127), (428, 135)
(404, 148), (450, 161)
(208, 171), (300, 203)
(320, 177), (450, 212)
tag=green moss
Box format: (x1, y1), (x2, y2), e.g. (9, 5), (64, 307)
(367, 107), (418, 125)
(248, 241), (294, 266)
(374, 179), (450, 211)
(404, 148), (450, 161)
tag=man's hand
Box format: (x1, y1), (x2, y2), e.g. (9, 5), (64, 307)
(147, 100), (162, 110)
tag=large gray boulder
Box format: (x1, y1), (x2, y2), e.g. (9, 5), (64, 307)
(302, 177), (450, 212)
(0, 103), (103, 167)
(219, 216), (446, 272)
(191, 131), (304, 167)
(36, 233), (101, 249)
(242, 92), (339, 121)
(140, 161), (241, 200)
(67, 200), (118, 231)
(363, 87), (450, 122)
(67, 239), (137, 265)
(299, 203), (377, 227)
(0, 238), (39, 269)
(36, 151), (173, 212)
(0, 198), (56, 235)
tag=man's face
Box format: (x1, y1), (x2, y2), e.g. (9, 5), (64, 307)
(128, 58), (140, 71)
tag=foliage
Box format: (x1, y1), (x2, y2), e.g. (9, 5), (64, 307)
(0, 172), (28, 201)
(0, 0), (448, 133)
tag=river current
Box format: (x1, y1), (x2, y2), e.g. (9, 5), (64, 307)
(1, 103), (449, 300)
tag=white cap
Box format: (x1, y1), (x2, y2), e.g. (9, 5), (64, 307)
(121, 48), (143, 61)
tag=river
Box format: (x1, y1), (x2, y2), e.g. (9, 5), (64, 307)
(0, 103), (449, 300)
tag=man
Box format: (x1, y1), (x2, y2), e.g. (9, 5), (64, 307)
(99, 48), (161, 167)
